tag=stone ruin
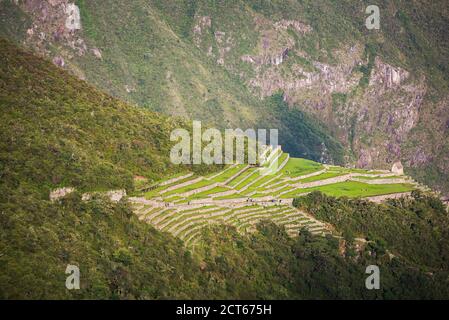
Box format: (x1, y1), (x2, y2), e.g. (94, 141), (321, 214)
(49, 187), (75, 201)
(391, 161), (404, 175)
(50, 187), (126, 202)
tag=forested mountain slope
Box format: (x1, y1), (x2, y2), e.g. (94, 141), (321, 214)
(0, 37), (218, 201)
(1, 33), (449, 300)
(0, 0), (346, 164)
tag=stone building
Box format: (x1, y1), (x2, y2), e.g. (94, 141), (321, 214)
(391, 161), (404, 175)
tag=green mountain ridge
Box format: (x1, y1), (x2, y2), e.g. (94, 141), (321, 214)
(0, 37), (212, 199)
(0, 0), (351, 165)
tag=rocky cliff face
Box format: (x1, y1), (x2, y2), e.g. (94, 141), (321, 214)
(353, 58), (426, 168)
(188, 4), (448, 193)
(20, 0), (85, 54)
(10, 0), (103, 79)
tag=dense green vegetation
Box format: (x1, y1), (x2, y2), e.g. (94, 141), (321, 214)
(198, 221), (449, 299)
(2, 193), (449, 299)
(281, 157), (315, 176)
(0, 38), (218, 200)
(262, 94), (345, 163)
(0, 0), (29, 43)
(281, 181), (414, 199)
(0, 194), (201, 299)
(293, 191), (449, 271)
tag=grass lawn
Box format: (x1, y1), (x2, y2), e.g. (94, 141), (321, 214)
(266, 152), (288, 169)
(214, 193), (247, 200)
(352, 175), (403, 180)
(348, 168), (386, 174)
(280, 181), (415, 199)
(162, 195), (184, 202)
(250, 193), (273, 198)
(259, 179), (289, 191)
(178, 205), (217, 214)
(246, 173), (281, 191)
(144, 175), (198, 198)
(281, 157), (324, 177)
(186, 186), (231, 200)
(228, 167), (257, 187)
(277, 152), (289, 164)
(260, 153), (289, 175)
(161, 179), (215, 197)
(270, 185), (295, 196)
(235, 170), (261, 190)
(208, 164), (247, 183)
(299, 171), (348, 183)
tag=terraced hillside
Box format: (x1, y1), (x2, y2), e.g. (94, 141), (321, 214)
(131, 146), (422, 248)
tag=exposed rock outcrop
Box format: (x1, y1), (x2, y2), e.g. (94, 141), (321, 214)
(91, 48), (102, 59)
(64, 3), (81, 31)
(193, 15), (211, 46)
(191, 10), (433, 178)
(17, 1), (87, 62)
(369, 57), (409, 89)
(52, 55), (65, 67)
(246, 45), (363, 100)
(273, 19), (312, 34)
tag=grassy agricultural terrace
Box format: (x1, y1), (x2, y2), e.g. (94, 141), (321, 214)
(131, 147), (420, 248)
